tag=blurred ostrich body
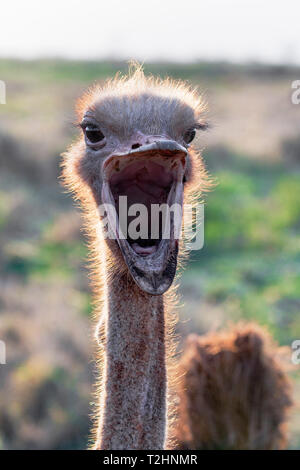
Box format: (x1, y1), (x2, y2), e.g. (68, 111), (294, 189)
(62, 67), (209, 449)
(176, 324), (293, 450)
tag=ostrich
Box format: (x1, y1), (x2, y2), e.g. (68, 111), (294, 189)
(176, 324), (293, 450)
(62, 66), (210, 450)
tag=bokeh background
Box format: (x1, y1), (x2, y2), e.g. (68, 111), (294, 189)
(0, 0), (300, 449)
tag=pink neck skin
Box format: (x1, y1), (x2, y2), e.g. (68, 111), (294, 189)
(97, 271), (167, 450)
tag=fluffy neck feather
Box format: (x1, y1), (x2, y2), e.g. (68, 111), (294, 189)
(96, 267), (167, 450)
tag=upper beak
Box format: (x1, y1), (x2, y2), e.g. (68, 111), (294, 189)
(103, 139), (187, 174)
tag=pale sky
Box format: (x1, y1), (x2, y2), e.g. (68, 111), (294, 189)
(1, 0), (300, 64)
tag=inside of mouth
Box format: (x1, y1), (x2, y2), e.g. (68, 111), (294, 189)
(109, 157), (175, 256)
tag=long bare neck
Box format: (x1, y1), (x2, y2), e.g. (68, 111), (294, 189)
(96, 267), (167, 450)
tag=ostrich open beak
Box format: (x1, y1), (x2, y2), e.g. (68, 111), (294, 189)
(101, 140), (187, 295)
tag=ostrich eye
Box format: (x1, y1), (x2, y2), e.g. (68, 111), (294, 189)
(184, 128), (196, 144)
(84, 124), (105, 144)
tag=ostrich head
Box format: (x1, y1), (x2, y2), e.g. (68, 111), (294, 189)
(63, 66), (209, 295)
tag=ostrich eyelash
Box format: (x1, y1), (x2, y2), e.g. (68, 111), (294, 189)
(195, 120), (210, 131)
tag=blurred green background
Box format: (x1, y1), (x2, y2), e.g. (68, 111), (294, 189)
(0, 60), (299, 449)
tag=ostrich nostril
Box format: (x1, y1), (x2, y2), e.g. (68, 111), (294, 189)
(131, 143), (141, 149)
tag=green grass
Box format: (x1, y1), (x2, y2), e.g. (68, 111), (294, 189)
(1, 58), (300, 448)
(1, 58), (299, 84)
(184, 149), (300, 345)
